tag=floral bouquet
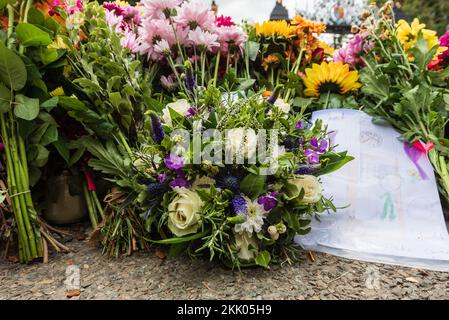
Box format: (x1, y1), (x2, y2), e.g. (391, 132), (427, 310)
(125, 80), (353, 267)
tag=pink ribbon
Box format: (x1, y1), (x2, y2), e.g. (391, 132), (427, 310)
(404, 141), (432, 180)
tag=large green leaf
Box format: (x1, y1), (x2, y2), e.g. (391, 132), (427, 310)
(239, 173), (266, 200)
(0, 42), (27, 91)
(0, 83), (12, 113)
(16, 23), (52, 47)
(14, 94), (40, 120)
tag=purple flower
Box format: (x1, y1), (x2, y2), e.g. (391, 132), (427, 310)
(169, 178), (190, 188)
(184, 61), (196, 100)
(149, 112), (165, 144)
(186, 107), (197, 117)
(158, 173), (167, 183)
(333, 32), (373, 69)
(295, 121), (304, 130)
(232, 196), (247, 215)
(318, 139), (328, 153)
(0, 143), (4, 153)
(164, 154), (184, 170)
(310, 137), (319, 149)
(305, 148), (320, 164)
(257, 192), (279, 211)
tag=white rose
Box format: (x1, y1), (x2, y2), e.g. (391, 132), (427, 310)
(225, 128), (258, 160)
(168, 188), (203, 237)
(268, 98), (290, 117)
(234, 231), (259, 261)
(162, 99), (191, 127)
(288, 175), (322, 204)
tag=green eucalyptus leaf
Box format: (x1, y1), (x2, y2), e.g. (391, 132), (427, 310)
(16, 23), (52, 47)
(0, 41), (27, 91)
(14, 94), (40, 120)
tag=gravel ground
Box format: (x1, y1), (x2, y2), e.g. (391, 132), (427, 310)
(0, 224), (449, 300)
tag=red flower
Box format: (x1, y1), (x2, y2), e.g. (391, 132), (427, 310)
(215, 15), (235, 27)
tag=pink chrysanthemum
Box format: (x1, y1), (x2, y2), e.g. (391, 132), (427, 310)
(121, 30), (140, 53)
(141, 0), (182, 19)
(216, 25), (247, 55)
(139, 18), (183, 60)
(187, 27), (219, 51)
(175, 0), (216, 32)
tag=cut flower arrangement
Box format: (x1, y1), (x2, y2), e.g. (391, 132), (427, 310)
(3, 0), (449, 269)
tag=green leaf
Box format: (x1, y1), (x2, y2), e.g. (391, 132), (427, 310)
(40, 125), (58, 146)
(27, 7), (46, 25)
(53, 138), (70, 163)
(237, 79), (255, 91)
(0, 83), (12, 113)
(239, 173), (266, 200)
(0, 41), (27, 91)
(255, 251), (271, 268)
(14, 94), (40, 120)
(41, 96), (59, 110)
(68, 146), (86, 167)
(28, 144), (49, 167)
(247, 41), (260, 62)
(315, 152), (354, 176)
(146, 230), (209, 244)
(16, 23), (52, 47)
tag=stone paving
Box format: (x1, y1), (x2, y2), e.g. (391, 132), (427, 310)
(1, 224), (448, 300)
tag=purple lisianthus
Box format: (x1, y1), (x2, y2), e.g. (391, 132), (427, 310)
(158, 173), (167, 183)
(310, 137), (319, 149)
(318, 139), (328, 153)
(164, 154), (184, 170)
(169, 178), (190, 189)
(305, 148), (320, 164)
(257, 192), (279, 211)
(232, 196), (247, 215)
(295, 121), (304, 130)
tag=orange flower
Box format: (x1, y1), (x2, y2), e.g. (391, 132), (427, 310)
(291, 16), (326, 36)
(261, 54), (280, 71)
(262, 91), (272, 98)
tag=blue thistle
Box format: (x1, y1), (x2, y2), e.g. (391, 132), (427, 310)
(231, 196), (247, 215)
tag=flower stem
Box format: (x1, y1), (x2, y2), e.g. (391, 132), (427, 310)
(213, 51), (221, 87)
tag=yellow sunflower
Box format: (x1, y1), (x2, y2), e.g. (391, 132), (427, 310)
(303, 61), (362, 97)
(319, 41), (335, 55)
(396, 18), (447, 59)
(255, 20), (295, 38)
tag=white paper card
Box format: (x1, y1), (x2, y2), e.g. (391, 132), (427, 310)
(295, 109), (449, 272)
